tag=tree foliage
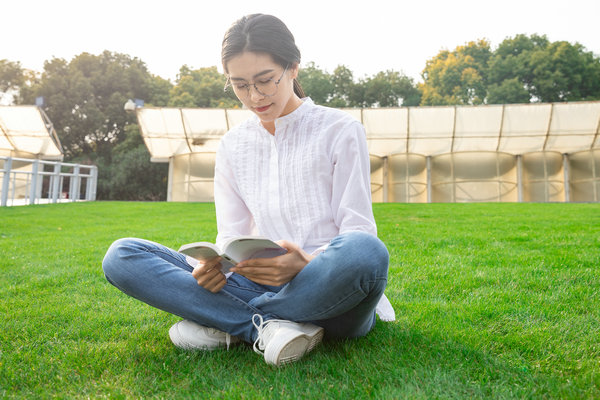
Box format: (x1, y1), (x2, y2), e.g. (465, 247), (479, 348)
(0, 59), (24, 104)
(422, 34), (600, 105)
(169, 66), (239, 108)
(298, 63), (420, 107)
(19, 51), (166, 159)
(95, 124), (168, 201)
(420, 40), (491, 105)
(329, 65), (356, 107)
(297, 62), (334, 105)
(360, 70), (421, 107)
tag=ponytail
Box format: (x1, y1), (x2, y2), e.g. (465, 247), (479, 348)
(293, 78), (305, 98)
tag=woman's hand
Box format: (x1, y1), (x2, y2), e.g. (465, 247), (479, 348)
(191, 257), (227, 293)
(230, 240), (314, 286)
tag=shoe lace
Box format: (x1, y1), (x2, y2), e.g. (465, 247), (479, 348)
(252, 314), (267, 354)
(223, 331), (233, 350)
(252, 314), (287, 355)
(206, 327), (233, 350)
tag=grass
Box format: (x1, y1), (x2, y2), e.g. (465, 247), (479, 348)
(0, 201), (599, 399)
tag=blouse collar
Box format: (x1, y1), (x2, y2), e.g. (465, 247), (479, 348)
(252, 97), (314, 132)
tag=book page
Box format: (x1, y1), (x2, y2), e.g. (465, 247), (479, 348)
(224, 237), (287, 263)
(178, 242), (235, 272)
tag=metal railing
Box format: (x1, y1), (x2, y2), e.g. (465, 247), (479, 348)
(1, 156), (97, 206)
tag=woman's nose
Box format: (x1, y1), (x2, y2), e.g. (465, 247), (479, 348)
(249, 85), (265, 101)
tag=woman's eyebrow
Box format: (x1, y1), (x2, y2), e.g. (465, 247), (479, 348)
(230, 69), (275, 81)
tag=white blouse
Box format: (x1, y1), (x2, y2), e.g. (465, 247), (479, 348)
(213, 98), (395, 321)
(214, 98), (376, 254)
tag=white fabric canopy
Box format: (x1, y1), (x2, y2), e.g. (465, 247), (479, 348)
(137, 101), (600, 203)
(137, 101), (600, 160)
(137, 108), (253, 162)
(0, 106), (63, 159)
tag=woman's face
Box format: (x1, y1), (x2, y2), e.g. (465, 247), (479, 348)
(226, 52), (301, 129)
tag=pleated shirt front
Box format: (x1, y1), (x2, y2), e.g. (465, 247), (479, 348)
(214, 99), (376, 254)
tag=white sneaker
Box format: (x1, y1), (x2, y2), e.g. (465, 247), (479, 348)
(169, 320), (240, 350)
(252, 314), (324, 366)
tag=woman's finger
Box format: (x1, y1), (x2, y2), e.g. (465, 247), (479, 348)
(205, 272), (227, 293)
(192, 257), (222, 279)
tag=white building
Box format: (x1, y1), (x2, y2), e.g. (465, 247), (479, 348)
(136, 101), (600, 203)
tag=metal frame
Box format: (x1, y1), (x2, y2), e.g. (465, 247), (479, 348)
(1, 156), (97, 206)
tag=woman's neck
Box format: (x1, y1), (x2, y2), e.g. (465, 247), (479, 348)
(261, 95), (303, 135)
(262, 121), (276, 135)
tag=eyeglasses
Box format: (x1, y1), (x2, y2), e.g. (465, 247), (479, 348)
(224, 65), (289, 97)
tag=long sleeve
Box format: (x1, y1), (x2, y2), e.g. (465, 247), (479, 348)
(214, 139), (257, 249)
(330, 121), (377, 236)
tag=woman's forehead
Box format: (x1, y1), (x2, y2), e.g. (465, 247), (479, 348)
(225, 52), (278, 78)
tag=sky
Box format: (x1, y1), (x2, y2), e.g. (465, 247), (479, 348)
(3, 0), (600, 84)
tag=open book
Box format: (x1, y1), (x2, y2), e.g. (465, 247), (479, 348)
(178, 236), (287, 273)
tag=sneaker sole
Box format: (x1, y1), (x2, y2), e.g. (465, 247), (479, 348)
(265, 325), (324, 366)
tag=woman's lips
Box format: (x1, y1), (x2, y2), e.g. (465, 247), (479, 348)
(255, 104), (272, 113)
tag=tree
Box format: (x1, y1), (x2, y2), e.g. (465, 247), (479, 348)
(20, 51), (156, 159)
(485, 34), (600, 104)
(0, 59), (24, 104)
(528, 40), (600, 102)
(487, 77), (530, 104)
(169, 66), (239, 108)
(360, 70), (421, 107)
(298, 64), (421, 108)
(97, 124), (168, 200)
(420, 40), (491, 106)
(147, 74), (173, 107)
(297, 62), (334, 105)
(486, 34), (548, 103)
(329, 65), (355, 107)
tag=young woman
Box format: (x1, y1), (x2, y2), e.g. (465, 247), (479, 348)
(102, 14), (393, 366)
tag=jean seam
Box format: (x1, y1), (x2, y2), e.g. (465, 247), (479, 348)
(226, 282), (273, 295)
(143, 246), (191, 270)
(219, 289), (264, 316)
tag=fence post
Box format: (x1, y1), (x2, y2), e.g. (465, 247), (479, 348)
(51, 162), (61, 203)
(70, 164), (80, 201)
(1, 157), (12, 207)
(87, 166), (97, 200)
(29, 159), (39, 205)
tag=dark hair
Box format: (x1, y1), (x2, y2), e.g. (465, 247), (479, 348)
(222, 14), (305, 98)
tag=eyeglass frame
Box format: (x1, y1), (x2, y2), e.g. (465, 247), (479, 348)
(224, 65), (289, 97)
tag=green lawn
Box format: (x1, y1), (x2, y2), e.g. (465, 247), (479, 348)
(0, 202), (598, 399)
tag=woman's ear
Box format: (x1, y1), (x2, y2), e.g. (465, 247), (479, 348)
(289, 63), (299, 80)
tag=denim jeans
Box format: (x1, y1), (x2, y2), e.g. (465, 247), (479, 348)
(102, 231), (389, 343)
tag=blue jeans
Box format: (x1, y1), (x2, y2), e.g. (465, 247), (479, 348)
(102, 231), (389, 343)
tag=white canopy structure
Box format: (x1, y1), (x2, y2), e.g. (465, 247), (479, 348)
(137, 101), (600, 203)
(0, 105), (63, 160)
(0, 107), (96, 207)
